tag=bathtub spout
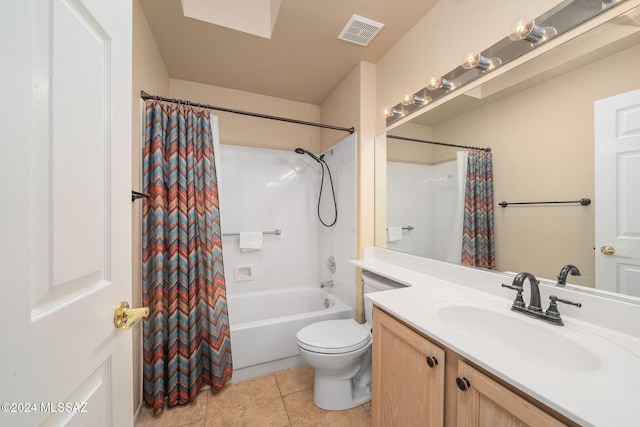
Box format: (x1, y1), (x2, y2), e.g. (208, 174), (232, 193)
(320, 280), (334, 288)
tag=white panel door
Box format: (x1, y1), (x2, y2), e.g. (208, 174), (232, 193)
(0, 0), (133, 426)
(594, 89), (640, 297)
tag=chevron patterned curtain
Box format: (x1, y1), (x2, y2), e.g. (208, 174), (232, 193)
(461, 150), (495, 270)
(142, 100), (232, 415)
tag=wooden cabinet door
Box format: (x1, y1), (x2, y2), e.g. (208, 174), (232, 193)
(373, 307), (445, 427)
(456, 361), (566, 427)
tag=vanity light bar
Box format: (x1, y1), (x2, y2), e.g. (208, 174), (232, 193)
(385, 0), (627, 126)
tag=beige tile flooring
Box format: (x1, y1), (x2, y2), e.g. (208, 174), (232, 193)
(136, 365), (371, 427)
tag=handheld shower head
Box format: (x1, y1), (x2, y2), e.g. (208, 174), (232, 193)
(294, 147), (338, 227)
(294, 147), (321, 163)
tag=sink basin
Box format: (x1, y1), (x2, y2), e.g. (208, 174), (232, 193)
(437, 303), (602, 373)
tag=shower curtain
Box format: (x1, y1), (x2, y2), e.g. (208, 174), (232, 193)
(461, 150), (495, 269)
(142, 100), (232, 415)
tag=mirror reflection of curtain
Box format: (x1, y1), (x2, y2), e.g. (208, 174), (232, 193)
(142, 100), (232, 415)
(461, 150), (495, 269)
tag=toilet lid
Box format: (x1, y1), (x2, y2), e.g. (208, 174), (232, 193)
(296, 319), (371, 354)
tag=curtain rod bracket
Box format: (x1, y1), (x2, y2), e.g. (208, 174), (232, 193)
(132, 190), (150, 202)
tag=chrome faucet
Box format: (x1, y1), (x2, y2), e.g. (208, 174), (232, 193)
(502, 272), (581, 326)
(320, 280), (334, 288)
(557, 264), (581, 286)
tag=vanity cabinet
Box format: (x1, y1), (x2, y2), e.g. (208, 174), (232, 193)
(456, 361), (565, 427)
(372, 306), (575, 427)
(372, 306), (445, 426)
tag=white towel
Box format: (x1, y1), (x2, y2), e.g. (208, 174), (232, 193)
(387, 227), (403, 242)
(239, 231), (263, 252)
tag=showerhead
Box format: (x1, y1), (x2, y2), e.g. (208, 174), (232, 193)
(294, 147), (321, 163)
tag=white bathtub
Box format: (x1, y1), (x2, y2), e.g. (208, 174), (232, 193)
(227, 288), (353, 381)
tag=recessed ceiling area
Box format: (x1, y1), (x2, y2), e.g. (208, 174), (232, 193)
(139, 0), (440, 105)
(181, 0), (282, 39)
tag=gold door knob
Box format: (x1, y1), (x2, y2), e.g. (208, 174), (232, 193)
(114, 301), (149, 330)
(600, 246), (616, 255)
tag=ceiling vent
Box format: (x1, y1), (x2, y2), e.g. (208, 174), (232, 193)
(338, 14), (385, 47)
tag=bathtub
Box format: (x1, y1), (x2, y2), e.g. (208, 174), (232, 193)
(226, 288), (353, 381)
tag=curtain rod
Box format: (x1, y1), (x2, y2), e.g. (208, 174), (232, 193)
(386, 134), (491, 152)
(141, 91), (354, 134)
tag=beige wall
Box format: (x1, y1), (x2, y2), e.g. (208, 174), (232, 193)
(387, 123), (434, 164)
(170, 79), (321, 152)
(356, 62), (378, 322)
(319, 63), (361, 151)
(432, 42), (640, 287)
(320, 61), (377, 322)
(132, 0), (170, 415)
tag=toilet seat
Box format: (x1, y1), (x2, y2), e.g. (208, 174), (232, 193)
(297, 319), (371, 354)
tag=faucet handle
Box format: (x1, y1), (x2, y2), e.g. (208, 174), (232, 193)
(550, 295), (582, 308)
(545, 295), (582, 320)
(501, 283), (525, 308)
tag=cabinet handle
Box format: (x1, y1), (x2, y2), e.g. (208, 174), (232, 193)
(426, 356), (439, 368)
(456, 377), (471, 391)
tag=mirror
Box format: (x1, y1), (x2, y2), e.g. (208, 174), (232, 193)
(376, 3), (640, 300)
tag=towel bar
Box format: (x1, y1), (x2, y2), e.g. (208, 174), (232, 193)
(499, 198), (591, 207)
(222, 229), (281, 237)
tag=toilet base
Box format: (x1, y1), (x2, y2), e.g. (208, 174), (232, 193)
(312, 371), (371, 411)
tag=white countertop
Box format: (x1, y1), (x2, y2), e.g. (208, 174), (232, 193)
(353, 249), (640, 427)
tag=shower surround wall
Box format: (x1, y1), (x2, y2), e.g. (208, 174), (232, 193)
(318, 134), (357, 311)
(218, 134), (357, 306)
(386, 158), (462, 261)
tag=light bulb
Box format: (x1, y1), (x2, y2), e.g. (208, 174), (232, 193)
(462, 52), (501, 71)
(426, 77), (453, 91)
(384, 108), (405, 118)
(509, 18), (556, 44)
(401, 94), (430, 106)
(426, 76), (441, 90)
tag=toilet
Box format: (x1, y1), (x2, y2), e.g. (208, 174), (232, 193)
(296, 271), (406, 410)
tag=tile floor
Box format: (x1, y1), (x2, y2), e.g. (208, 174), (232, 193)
(135, 365), (372, 427)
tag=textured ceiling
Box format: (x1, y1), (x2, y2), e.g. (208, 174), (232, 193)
(139, 0), (439, 105)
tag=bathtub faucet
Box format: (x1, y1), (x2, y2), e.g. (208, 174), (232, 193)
(320, 280), (334, 288)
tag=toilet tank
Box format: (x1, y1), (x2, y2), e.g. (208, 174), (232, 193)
(362, 271), (407, 324)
